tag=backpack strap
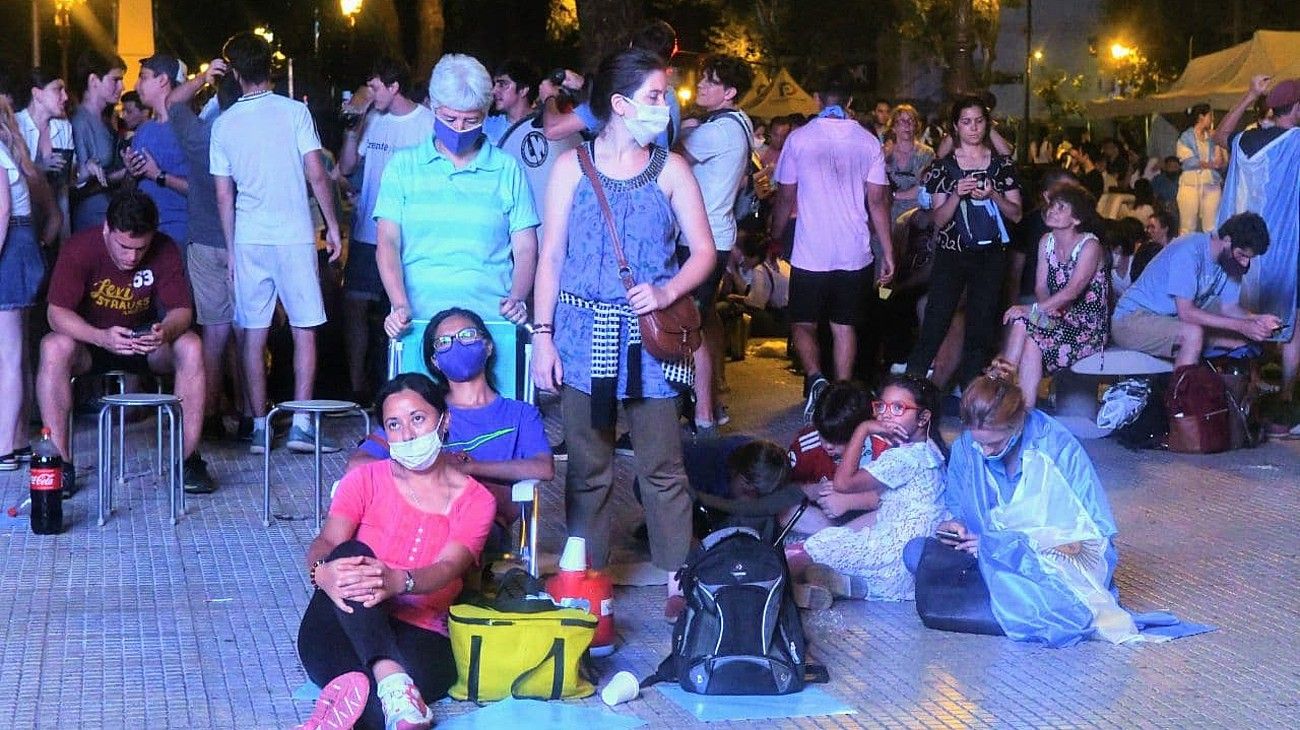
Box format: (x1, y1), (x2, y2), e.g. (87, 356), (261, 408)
(701, 525), (762, 550)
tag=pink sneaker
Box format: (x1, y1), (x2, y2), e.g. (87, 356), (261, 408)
(297, 671), (369, 730)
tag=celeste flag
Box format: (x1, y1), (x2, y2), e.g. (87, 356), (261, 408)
(944, 410), (1148, 647)
(1217, 127), (1300, 341)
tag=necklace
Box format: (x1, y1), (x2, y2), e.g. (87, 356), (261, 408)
(398, 474), (452, 513)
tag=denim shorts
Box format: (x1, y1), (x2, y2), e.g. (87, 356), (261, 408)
(0, 223), (45, 310)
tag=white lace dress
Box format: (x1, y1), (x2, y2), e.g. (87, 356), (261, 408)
(803, 440), (946, 600)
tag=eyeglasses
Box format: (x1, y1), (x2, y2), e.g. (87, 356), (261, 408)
(430, 326), (485, 353)
(872, 400), (921, 417)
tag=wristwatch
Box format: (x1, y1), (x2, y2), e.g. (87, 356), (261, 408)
(155, 172), (167, 187)
(402, 570), (416, 594)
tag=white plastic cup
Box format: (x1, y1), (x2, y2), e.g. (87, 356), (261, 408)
(600, 670), (640, 706)
(558, 536), (587, 572)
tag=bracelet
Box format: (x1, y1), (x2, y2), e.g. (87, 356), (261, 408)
(531, 322), (554, 335)
(308, 559), (325, 590)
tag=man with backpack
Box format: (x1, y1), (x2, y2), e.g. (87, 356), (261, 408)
(677, 54), (754, 436)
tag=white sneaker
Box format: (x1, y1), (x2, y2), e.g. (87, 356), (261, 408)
(377, 674), (434, 730)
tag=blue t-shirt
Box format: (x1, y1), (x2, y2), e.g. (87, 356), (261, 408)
(131, 119), (189, 245)
(1113, 232), (1240, 320)
(359, 396), (549, 467)
(484, 114), (511, 147)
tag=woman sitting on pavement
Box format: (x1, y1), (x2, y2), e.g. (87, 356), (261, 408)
(347, 307), (553, 546)
(297, 373), (495, 730)
(905, 359), (1142, 647)
(1000, 183), (1108, 407)
(787, 375), (948, 608)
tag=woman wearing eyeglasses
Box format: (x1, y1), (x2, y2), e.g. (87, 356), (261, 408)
(346, 308), (554, 547)
(785, 375), (948, 608)
(912, 358), (1139, 646)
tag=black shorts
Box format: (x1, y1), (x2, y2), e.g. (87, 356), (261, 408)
(343, 241), (387, 301)
(677, 247), (731, 309)
(787, 265), (875, 327)
(87, 345), (152, 377)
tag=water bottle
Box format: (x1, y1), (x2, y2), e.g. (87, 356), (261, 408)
(30, 428), (63, 535)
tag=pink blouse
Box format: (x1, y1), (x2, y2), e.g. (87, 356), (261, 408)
(329, 460), (495, 634)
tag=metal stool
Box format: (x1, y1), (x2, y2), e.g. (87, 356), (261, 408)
(97, 393), (184, 526)
(70, 371), (167, 478)
(262, 399), (371, 529)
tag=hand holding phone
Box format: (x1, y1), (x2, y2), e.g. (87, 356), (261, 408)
(935, 529), (963, 543)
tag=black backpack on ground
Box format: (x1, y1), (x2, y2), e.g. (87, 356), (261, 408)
(644, 504), (822, 695)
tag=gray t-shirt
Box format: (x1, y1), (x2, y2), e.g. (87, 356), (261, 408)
(1114, 232), (1240, 320)
(495, 112), (579, 226)
(70, 104), (119, 208)
(170, 103), (224, 247)
(681, 109), (752, 251)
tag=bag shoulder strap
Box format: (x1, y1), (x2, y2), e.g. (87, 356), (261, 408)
(576, 143), (636, 292)
(510, 636), (567, 700)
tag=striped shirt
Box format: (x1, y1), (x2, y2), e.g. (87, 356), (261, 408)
(373, 138), (539, 321)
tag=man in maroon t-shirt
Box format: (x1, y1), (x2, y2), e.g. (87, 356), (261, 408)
(36, 190), (214, 494)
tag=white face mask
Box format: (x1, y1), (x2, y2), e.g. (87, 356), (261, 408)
(389, 418), (444, 471)
(619, 96), (670, 146)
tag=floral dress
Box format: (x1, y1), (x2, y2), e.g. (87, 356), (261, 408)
(802, 440), (947, 601)
(1029, 232), (1109, 373)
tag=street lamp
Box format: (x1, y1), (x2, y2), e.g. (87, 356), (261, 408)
(340, 0), (363, 27)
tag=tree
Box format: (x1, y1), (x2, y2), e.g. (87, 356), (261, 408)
(892, 0), (1018, 93)
(576, 0), (644, 68)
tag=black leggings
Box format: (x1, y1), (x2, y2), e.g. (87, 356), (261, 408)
(906, 246), (1006, 387)
(297, 540), (457, 730)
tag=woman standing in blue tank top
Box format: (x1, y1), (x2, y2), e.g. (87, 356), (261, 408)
(530, 48), (716, 610)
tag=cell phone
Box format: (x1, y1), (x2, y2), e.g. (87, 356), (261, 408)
(935, 529), (963, 542)
(131, 323), (155, 337)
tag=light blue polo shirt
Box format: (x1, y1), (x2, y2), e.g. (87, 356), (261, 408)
(373, 138), (539, 322)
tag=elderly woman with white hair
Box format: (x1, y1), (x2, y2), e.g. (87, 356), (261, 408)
(376, 54), (539, 336)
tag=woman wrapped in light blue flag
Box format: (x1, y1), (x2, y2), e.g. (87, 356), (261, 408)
(921, 358), (1147, 647)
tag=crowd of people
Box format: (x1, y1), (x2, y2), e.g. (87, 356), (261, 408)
(2, 19), (1298, 730)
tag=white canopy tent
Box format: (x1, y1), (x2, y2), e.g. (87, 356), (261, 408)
(1087, 30), (1300, 118)
(741, 67), (820, 119)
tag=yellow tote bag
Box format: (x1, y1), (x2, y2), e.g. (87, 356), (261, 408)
(448, 603), (597, 702)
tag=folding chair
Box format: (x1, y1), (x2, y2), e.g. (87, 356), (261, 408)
(388, 319), (543, 576)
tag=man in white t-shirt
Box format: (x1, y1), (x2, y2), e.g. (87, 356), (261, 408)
(676, 54), (754, 435)
(490, 59), (581, 226)
(336, 56), (434, 404)
(210, 32), (342, 454)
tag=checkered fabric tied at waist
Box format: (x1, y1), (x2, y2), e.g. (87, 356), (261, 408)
(558, 290), (694, 391)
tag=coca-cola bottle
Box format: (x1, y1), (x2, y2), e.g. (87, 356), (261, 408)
(30, 428), (63, 535)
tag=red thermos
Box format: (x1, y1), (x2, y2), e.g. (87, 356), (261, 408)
(546, 537), (616, 655)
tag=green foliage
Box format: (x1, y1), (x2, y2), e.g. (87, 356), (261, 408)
(1033, 67), (1086, 130)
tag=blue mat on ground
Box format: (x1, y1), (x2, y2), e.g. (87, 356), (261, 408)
(1132, 610), (1219, 641)
(439, 698), (645, 729)
(292, 682), (321, 702)
(655, 685), (856, 723)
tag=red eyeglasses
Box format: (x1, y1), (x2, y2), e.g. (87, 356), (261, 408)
(872, 400), (921, 417)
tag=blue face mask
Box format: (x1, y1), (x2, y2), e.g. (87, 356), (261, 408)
(434, 117), (484, 156)
(435, 339), (489, 382)
(979, 428), (1022, 463)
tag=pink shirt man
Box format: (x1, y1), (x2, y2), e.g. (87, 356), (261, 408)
(773, 117), (888, 272)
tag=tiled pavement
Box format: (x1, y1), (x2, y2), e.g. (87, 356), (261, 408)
(1, 349), (1297, 728)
